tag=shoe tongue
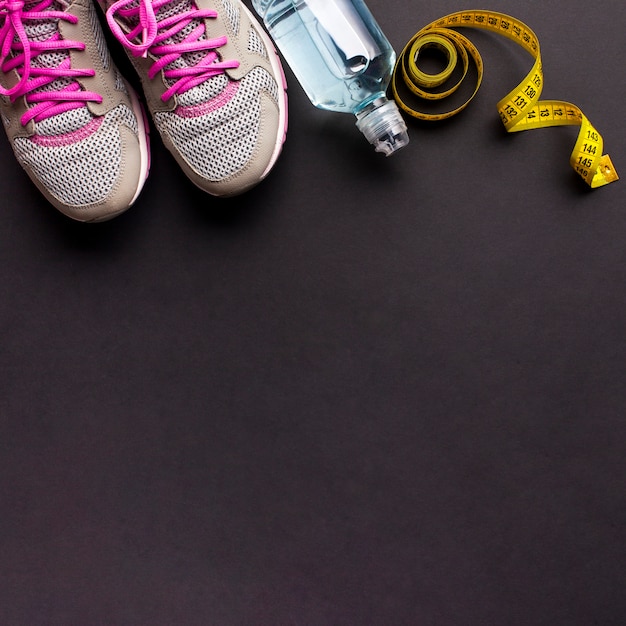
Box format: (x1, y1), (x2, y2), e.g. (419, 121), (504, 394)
(23, 0), (92, 135)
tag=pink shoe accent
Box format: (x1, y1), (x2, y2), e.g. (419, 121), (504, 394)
(30, 116), (104, 147)
(176, 80), (239, 118)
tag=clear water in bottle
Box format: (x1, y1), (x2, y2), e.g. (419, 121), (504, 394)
(251, 0), (409, 155)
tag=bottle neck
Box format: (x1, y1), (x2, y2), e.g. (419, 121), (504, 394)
(354, 94), (388, 117)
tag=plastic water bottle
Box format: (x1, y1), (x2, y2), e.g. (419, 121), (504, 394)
(250, 0), (409, 156)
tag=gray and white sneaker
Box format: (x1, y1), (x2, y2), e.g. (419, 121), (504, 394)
(0, 0), (150, 222)
(101, 0), (288, 197)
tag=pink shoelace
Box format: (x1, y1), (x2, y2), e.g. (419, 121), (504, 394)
(0, 0), (102, 125)
(105, 0), (239, 102)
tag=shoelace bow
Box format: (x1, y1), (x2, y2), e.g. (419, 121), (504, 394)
(0, 0), (102, 125)
(106, 0), (239, 101)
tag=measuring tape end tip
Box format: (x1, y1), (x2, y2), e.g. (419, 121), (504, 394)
(598, 155), (619, 184)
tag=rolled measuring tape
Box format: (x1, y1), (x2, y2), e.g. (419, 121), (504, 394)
(390, 10), (619, 188)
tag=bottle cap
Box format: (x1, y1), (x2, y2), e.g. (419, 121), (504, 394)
(355, 98), (409, 156)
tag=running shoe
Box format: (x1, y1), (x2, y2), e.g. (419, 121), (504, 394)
(101, 0), (288, 197)
(0, 0), (150, 221)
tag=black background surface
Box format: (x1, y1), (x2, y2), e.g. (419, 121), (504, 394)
(1, 1), (625, 624)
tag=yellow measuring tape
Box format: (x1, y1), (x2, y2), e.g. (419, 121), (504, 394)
(390, 10), (619, 188)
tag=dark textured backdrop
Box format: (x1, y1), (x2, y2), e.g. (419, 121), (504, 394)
(1, 1), (625, 624)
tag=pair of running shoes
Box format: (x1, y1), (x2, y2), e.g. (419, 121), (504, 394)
(0, 0), (288, 221)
